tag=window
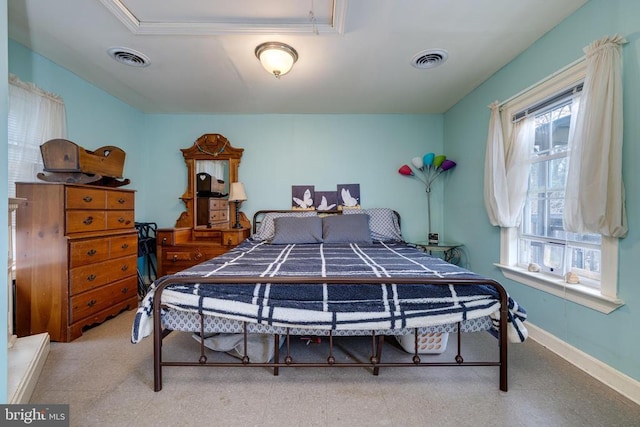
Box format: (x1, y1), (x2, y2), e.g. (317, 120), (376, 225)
(497, 61), (622, 314)
(7, 75), (67, 273)
(520, 93), (602, 283)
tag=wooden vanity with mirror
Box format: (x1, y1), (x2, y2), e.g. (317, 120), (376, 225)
(156, 134), (250, 276)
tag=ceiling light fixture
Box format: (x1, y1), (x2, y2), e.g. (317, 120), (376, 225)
(255, 42), (298, 79)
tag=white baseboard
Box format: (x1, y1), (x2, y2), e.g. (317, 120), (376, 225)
(7, 333), (50, 404)
(527, 322), (640, 406)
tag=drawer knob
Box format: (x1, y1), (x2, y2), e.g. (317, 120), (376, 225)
(118, 198), (125, 204)
(83, 216), (94, 225)
(227, 238), (232, 245)
(118, 217), (126, 223)
(87, 299), (97, 307)
(87, 249), (97, 256)
(121, 265), (128, 271)
(83, 196), (93, 203)
(194, 251), (202, 260)
(87, 274), (96, 282)
(172, 255), (178, 262)
(162, 237), (167, 245)
(122, 243), (129, 249)
(121, 287), (128, 294)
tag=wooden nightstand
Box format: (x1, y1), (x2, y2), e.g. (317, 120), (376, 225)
(412, 241), (463, 265)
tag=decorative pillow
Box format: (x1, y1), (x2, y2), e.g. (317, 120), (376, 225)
(344, 208), (403, 242)
(322, 214), (372, 243)
(270, 216), (323, 244)
(252, 211), (317, 241)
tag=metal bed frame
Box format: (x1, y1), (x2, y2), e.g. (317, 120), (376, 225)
(151, 275), (509, 392)
(150, 210), (510, 392)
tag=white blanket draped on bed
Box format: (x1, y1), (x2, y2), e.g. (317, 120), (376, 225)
(131, 240), (527, 343)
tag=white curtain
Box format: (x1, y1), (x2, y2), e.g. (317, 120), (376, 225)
(483, 101), (508, 226)
(8, 74), (67, 197)
(563, 35), (627, 238)
(483, 102), (534, 227)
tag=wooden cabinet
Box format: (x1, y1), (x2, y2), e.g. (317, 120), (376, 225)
(157, 227), (249, 276)
(15, 183), (138, 342)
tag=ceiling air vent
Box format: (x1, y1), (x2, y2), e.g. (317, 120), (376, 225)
(107, 47), (150, 67)
(411, 49), (448, 69)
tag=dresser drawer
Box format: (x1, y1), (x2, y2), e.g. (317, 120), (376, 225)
(165, 249), (206, 263)
(69, 233), (138, 268)
(209, 209), (229, 223)
(66, 210), (106, 233)
(222, 229), (249, 246)
(110, 233), (138, 258)
(66, 187), (106, 209)
(106, 210), (135, 230)
(107, 190), (135, 210)
(162, 246), (227, 273)
(209, 199), (228, 210)
(69, 238), (110, 267)
(70, 276), (137, 323)
(69, 255), (137, 295)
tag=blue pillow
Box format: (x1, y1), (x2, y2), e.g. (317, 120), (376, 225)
(322, 214), (372, 243)
(270, 216), (323, 244)
(252, 211), (317, 241)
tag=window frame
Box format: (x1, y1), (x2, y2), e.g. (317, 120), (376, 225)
(495, 60), (623, 314)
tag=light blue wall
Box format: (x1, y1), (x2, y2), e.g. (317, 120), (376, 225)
(443, 0), (640, 381)
(139, 114), (443, 242)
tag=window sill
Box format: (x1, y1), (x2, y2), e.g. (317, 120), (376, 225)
(495, 263), (624, 314)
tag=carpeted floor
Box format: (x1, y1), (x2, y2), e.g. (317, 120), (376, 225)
(29, 309), (640, 427)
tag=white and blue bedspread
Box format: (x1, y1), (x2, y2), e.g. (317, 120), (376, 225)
(131, 240), (527, 343)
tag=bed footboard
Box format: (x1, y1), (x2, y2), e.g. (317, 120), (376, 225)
(152, 276), (509, 392)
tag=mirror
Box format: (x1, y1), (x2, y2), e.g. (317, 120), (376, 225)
(195, 160), (229, 227)
(175, 134), (244, 232)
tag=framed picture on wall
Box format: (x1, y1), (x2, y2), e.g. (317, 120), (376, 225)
(315, 191), (338, 211)
(337, 184), (360, 209)
(291, 185), (315, 210)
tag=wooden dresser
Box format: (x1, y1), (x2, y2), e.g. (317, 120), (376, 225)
(155, 134), (251, 277)
(15, 183), (138, 342)
(157, 226), (249, 276)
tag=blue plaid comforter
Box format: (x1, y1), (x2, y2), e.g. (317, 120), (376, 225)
(131, 240), (527, 343)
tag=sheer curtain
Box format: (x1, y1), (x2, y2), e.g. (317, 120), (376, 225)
(483, 102), (534, 227)
(8, 74), (67, 197)
(483, 101), (508, 226)
(563, 35), (627, 238)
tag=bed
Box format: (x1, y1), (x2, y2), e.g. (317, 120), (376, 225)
(132, 208), (527, 392)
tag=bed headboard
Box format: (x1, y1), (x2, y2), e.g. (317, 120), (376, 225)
(252, 209), (401, 234)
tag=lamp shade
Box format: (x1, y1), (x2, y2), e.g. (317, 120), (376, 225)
(422, 153), (435, 167)
(398, 165), (414, 176)
(433, 155), (446, 169)
(411, 157), (424, 169)
(440, 159), (457, 171)
(228, 182), (247, 202)
(255, 42), (298, 78)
